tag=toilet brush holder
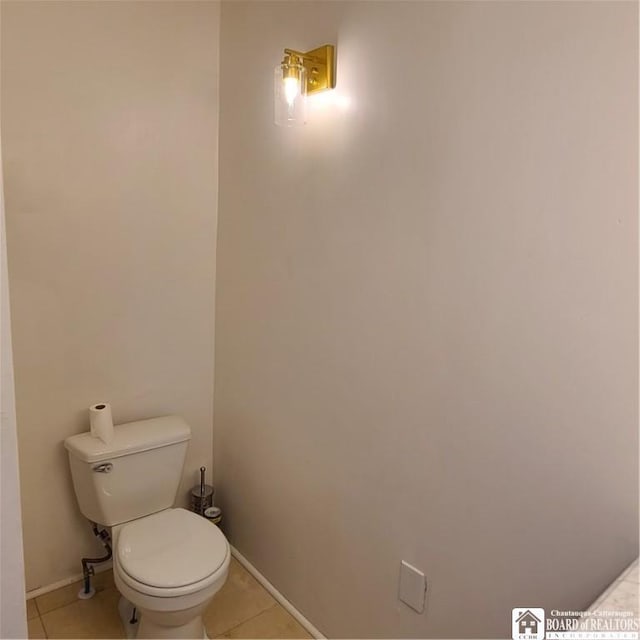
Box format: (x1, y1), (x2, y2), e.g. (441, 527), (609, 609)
(191, 466), (214, 515)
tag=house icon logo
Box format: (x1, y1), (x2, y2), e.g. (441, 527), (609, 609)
(512, 608), (545, 640)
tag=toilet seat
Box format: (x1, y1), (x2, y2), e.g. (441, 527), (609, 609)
(115, 508), (229, 598)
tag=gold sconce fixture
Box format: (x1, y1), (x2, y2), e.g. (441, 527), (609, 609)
(274, 44), (336, 127)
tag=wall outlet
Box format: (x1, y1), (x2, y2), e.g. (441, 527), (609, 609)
(398, 560), (426, 613)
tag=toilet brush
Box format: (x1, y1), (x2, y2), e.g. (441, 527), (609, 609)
(200, 467), (204, 506)
(190, 466), (213, 515)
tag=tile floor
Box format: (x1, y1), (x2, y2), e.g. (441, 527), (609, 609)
(26, 558), (312, 639)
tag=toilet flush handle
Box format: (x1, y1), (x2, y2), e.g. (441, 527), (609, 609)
(92, 462), (113, 473)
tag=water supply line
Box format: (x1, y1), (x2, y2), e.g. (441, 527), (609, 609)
(78, 522), (112, 600)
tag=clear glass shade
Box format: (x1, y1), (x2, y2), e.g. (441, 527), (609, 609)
(274, 62), (307, 127)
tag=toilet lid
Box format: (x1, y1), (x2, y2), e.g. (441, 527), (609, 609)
(117, 508), (228, 589)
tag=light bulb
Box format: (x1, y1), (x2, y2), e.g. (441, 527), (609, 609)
(283, 77), (300, 107)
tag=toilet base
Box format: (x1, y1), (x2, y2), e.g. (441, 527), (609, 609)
(118, 596), (209, 639)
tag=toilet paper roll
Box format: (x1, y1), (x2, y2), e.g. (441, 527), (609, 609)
(89, 403), (114, 444)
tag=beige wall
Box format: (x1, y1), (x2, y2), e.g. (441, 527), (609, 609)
(1, 0), (219, 591)
(215, 2), (638, 638)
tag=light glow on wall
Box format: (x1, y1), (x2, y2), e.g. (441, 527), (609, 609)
(307, 89), (353, 114)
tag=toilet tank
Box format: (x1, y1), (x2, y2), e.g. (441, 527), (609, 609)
(64, 415), (191, 527)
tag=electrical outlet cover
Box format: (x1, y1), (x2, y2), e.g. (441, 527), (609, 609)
(398, 560), (426, 613)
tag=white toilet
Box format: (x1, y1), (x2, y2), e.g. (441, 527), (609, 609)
(64, 415), (229, 639)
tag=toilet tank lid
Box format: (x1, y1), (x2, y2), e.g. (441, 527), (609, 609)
(64, 415), (191, 463)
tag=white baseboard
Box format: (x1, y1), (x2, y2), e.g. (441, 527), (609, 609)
(25, 561), (113, 600)
(230, 545), (326, 640)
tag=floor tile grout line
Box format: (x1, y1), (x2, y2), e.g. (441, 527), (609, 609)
(214, 600), (280, 638)
(29, 613), (48, 639)
(39, 613), (49, 639)
(37, 599), (73, 618)
(34, 583), (116, 617)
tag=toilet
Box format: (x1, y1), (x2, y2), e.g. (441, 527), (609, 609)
(64, 415), (229, 639)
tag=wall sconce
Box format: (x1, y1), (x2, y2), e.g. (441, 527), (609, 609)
(274, 44), (336, 127)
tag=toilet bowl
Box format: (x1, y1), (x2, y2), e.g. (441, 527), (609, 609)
(113, 508), (230, 639)
(64, 415), (230, 639)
